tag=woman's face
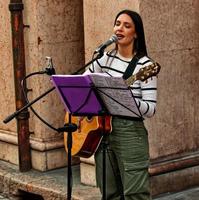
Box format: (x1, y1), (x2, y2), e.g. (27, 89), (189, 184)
(113, 13), (137, 48)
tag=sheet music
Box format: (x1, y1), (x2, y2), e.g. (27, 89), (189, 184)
(89, 73), (141, 118)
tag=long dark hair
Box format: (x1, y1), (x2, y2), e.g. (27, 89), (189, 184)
(114, 9), (148, 56)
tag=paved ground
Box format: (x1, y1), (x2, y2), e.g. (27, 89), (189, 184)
(1, 188), (199, 200)
(154, 187), (199, 200)
(0, 160), (100, 200)
(0, 195), (9, 200)
(0, 160), (199, 200)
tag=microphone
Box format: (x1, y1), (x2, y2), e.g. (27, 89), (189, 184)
(94, 35), (118, 53)
(45, 56), (56, 75)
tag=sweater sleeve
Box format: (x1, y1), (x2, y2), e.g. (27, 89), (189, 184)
(133, 58), (158, 118)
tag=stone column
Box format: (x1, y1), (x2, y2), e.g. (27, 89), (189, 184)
(0, 0), (84, 171)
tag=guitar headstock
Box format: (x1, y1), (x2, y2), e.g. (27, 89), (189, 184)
(136, 62), (161, 82)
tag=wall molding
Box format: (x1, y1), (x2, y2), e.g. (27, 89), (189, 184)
(0, 130), (65, 151)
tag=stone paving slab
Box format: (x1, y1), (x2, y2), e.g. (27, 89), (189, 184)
(0, 160), (100, 200)
(0, 160), (199, 200)
(154, 187), (199, 200)
(0, 194), (10, 200)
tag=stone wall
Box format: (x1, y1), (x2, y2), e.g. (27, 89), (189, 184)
(0, 0), (18, 164)
(0, 0), (84, 171)
(140, 0), (199, 161)
(140, 0), (199, 194)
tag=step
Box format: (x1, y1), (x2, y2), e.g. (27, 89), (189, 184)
(0, 160), (100, 200)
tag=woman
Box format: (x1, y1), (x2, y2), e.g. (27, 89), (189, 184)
(85, 9), (157, 200)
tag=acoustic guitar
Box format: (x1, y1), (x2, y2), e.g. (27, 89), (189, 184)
(64, 62), (161, 158)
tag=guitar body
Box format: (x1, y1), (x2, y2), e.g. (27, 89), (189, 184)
(64, 113), (112, 158)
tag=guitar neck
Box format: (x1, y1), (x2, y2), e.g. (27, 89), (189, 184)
(124, 74), (137, 86)
(124, 62), (161, 86)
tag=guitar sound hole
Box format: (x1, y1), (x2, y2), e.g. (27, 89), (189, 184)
(87, 116), (93, 121)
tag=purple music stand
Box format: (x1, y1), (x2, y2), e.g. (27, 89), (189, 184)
(51, 74), (108, 200)
(51, 73), (142, 200)
(51, 74), (104, 115)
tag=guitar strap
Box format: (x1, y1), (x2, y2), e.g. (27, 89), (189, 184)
(122, 54), (142, 80)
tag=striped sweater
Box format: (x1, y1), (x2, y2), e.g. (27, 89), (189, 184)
(84, 51), (157, 118)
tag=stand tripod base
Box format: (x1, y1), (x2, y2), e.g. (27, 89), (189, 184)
(57, 121), (78, 200)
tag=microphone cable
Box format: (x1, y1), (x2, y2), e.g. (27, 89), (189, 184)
(21, 64), (59, 132)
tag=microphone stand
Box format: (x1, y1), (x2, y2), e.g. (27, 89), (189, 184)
(3, 51), (103, 124)
(3, 51), (104, 200)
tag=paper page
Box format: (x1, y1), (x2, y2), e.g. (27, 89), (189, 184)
(89, 73), (141, 118)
